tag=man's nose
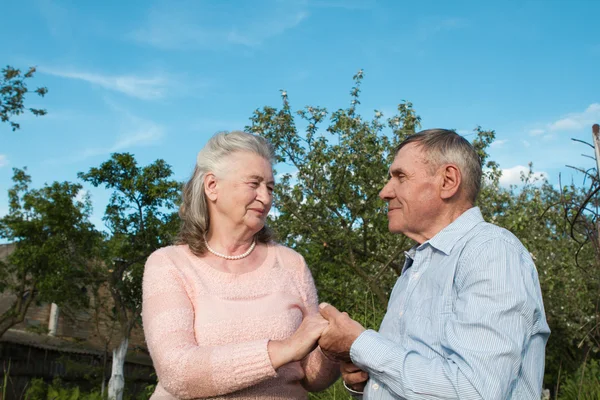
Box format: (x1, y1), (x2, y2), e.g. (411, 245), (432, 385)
(379, 181), (392, 200)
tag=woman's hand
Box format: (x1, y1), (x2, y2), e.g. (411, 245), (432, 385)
(341, 361), (369, 392)
(268, 314), (329, 369)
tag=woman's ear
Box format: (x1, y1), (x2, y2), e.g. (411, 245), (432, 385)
(204, 173), (218, 201)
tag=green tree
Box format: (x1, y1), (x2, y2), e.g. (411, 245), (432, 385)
(479, 164), (599, 384)
(247, 71), (598, 396)
(78, 153), (180, 400)
(1, 66), (48, 131)
(246, 71), (495, 326)
(0, 168), (101, 337)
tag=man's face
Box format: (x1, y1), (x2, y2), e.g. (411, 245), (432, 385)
(379, 143), (442, 241)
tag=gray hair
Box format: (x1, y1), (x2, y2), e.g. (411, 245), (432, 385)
(396, 129), (482, 203)
(177, 130), (275, 256)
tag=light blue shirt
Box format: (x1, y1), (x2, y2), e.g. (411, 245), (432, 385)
(350, 207), (550, 399)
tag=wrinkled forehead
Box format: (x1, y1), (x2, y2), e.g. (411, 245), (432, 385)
(220, 151), (274, 178)
(391, 143), (432, 170)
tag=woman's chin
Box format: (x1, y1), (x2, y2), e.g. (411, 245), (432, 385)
(246, 220), (266, 234)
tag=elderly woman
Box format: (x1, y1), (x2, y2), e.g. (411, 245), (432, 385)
(142, 131), (340, 399)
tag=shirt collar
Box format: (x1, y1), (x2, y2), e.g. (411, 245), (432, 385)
(421, 206), (484, 256)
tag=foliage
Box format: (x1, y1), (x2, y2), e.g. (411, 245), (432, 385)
(2, 70), (597, 398)
(248, 70), (599, 395)
(78, 153), (180, 399)
(137, 380), (155, 400)
(25, 378), (105, 400)
(2, 361), (10, 400)
(57, 356), (105, 387)
(78, 153), (180, 338)
(248, 70), (415, 316)
(558, 359), (600, 400)
(247, 70), (493, 322)
(0, 168), (102, 337)
(478, 163), (600, 378)
(23, 377), (152, 400)
(1, 65), (48, 131)
(309, 379), (351, 400)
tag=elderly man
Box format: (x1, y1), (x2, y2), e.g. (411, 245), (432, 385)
(318, 129), (550, 399)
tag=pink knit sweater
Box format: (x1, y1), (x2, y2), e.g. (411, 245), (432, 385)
(142, 242), (339, 399)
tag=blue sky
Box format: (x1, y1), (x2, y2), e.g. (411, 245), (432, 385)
(1, 0), (599, 230)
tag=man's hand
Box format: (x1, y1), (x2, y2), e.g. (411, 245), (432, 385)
(342, 362), (369, 392)
(318, 302), (366, 362)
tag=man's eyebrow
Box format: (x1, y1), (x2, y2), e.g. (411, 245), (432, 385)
(389, 168), (405, 177)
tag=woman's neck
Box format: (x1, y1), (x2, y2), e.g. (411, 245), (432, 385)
(205, 228), (255, 255)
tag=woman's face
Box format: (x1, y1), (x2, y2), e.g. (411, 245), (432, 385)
(212, 151), (274, 234)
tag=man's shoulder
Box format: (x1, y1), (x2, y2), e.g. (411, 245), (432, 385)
(460, 220), (529, 258)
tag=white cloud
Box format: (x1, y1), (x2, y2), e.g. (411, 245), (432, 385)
(529, 128), (545, 136)
(522, 140), (530, 148)
(79, 117), (164, 160)
(40, 67), (170, 100)
(548, 103), (600, 132)
(0, 155), (8, 168)
(499, 165), (547, 186)
(130, 5), (308, 50)
(113, 121), (164, 150)
(37, 0), (70, 38)
(227, 12), (308, 47)
(417, 17), (465, 41)
(490, 139), (507, 148)
(45, 112), (164, 164)
(286, 0), (373, 10)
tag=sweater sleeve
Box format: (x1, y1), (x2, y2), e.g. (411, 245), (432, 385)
(295, 253), (341, 391)
(142, 251), (277, 399)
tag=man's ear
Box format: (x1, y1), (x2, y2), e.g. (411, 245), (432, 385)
(204, 173), (218, 201)
(439, 164), (461, 200)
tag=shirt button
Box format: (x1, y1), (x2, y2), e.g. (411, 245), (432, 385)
(372, 383), (380, 390)
(399, 310), (404, 317)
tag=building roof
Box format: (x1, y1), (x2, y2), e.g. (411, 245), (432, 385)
(0, 329), (153, 366)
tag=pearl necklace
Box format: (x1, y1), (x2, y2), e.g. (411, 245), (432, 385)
(205, 236), (256, 260)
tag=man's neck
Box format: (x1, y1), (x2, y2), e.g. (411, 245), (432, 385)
(411, 203), (474, 244)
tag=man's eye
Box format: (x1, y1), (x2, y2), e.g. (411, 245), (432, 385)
(267, 186), (274, 193)
(249, 181), (259, 187)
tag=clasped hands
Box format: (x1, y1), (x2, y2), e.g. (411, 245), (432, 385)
(317, 302), (369, 392)
(273, 302), (369, 392)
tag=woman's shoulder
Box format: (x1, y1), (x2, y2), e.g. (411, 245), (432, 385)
(147, 244), (191, 266)
(270, 242), (305, 268)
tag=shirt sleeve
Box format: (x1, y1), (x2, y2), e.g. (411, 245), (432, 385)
(295, 253), (341, 391)
(350, 238), (537, 399)
(142, 251), (277, 399)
